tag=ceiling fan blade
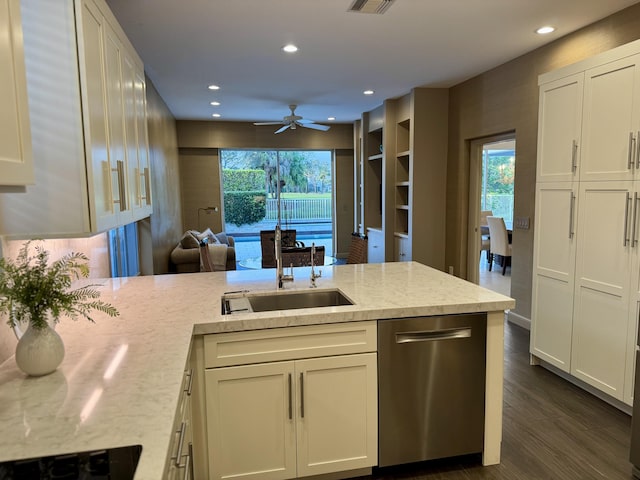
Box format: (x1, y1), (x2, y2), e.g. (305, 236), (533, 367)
(254, 121), (284, 126)
(296, 118), (313, 124)
(274, 124), (291, 134)
(300, 122), (330, 131)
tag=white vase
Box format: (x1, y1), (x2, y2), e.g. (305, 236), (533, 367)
(15, 323), (65, 377)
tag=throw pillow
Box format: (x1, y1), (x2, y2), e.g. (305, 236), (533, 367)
(197, 228), (220, 245)
(180, 231), (200, 249)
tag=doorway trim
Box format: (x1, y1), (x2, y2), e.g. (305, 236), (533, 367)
(466, 132), (516, 284)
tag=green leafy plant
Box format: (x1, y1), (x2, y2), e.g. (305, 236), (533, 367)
(0, 240), (119, 330)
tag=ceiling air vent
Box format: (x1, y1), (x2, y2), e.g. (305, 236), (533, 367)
(348, 0), (396, 14)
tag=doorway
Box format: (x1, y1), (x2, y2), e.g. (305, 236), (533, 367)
(467, 134), (515, 295)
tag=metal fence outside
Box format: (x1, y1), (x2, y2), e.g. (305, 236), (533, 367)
(266, 198), (332, 221)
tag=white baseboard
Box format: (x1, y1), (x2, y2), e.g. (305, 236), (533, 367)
(506, 310), (530, 330)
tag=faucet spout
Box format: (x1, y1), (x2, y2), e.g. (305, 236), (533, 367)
(310, 242), (322, 288)
(275, 225), (294, 289)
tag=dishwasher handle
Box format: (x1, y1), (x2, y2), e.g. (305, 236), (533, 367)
(395, 327), (472, 343)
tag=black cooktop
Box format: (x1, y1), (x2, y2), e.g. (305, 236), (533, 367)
(0, 444), (142, 480)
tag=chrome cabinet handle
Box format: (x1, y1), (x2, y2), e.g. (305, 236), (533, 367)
(174, 421), (187, 467)
(569, 192), (576, 239)
(629, 132), (636, 170)
(300, 372), (305, 418)
(396, 327), (472, 343)
(117, 160), (127, 211)
(143, 167), (151, 205)
(633, 192), (640, 247)
(571, 140), (578, 173)
(625, 192), (632, 246)
(185, 369), (194, 396)
(288, 373), (292, 420)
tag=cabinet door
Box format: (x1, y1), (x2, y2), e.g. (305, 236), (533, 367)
(530, 183), (578, 371)
(537, 74), (584, 182)
(295, 353), (377, 477)
(133, 67), (152, 217)
(581, 56), (640, 182)
(367, 228), (384, 263)
(103, 18), (133, 226)
(394, 235), (410, 262)
(0, 0), (33, 186)
(572, 181), (634, 399)
(205, 362), (296, 480)
(77, 0), (118, 231)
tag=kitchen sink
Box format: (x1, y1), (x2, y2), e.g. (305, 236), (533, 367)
(222, 288), (354, 314)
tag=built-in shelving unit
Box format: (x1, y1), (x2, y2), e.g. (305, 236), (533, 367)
(355, 88), (448, 269)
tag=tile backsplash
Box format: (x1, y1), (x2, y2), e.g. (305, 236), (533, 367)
(0, 234), (110, 364)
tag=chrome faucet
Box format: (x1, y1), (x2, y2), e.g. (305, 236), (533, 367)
(309, 242), (322, 288)
(275, 225), (294, 289)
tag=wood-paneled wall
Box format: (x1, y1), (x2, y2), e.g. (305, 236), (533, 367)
(446, 2), (640, 326)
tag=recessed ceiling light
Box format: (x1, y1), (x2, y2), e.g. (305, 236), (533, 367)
(327, 117), (336, 121)
(212, 113), (221, 118)
(208, 84), (220, 90)
(282, 44), (298, 53)
(536, 26), (555, 35)
(210, 101), (220, 106)
(363, 90), (374, 95)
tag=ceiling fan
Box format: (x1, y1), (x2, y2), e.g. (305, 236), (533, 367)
(253, 105), (331, 134)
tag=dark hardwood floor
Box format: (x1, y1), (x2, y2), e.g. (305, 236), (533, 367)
(367, 321), (635, 479)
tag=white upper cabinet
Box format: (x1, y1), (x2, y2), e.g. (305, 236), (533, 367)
(581, 55), (640, 182)
(0, 0), (150, 236)
(0, 0), (33, 187)
(536, 73), (584, 183)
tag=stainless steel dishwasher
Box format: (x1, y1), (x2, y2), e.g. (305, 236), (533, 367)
(378, 314), (487, 467)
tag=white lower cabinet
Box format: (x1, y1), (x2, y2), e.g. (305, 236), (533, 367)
(367, 228), (384, 263)
(203, 322), (378, 480)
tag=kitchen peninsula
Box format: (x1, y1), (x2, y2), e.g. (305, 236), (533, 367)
(0, 262), (514, 479)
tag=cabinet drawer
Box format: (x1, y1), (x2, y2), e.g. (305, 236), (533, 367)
(204, 321), (377, 368)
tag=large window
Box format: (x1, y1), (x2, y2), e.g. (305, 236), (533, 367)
(481, 142), (515, 223)
(219, 149), (333, 264)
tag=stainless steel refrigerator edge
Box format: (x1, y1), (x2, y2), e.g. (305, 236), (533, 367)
(377, 314), (487, 467)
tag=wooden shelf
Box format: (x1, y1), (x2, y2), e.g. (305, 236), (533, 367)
(368, 153), (383, 161)
(396, 150), (410, 158)
(394, 232), (409, 238)
(396, 205), (409, 210)
(396, 181), (410, 187)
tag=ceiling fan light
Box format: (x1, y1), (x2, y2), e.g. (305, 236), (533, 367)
(282, 44), (298, 53)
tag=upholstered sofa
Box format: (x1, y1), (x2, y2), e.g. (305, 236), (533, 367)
(170, 229), (237, 272)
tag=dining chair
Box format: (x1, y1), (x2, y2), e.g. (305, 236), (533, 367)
(486, 216), (512, 275)
(260, 229), (296, 268)
(479, 210), (493, 264)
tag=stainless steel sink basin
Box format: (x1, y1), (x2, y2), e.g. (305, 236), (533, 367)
(222, 289), (354, 314)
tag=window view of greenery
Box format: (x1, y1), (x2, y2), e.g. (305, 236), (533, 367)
(481, 147), (515, 223)
(220, 149), (332, 232)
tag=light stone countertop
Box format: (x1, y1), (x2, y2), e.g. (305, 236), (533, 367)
(0, 262), (514, 479)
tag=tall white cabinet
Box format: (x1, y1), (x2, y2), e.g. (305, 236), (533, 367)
(532, 40), (640, 406)
(0, 0), (152, 236)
